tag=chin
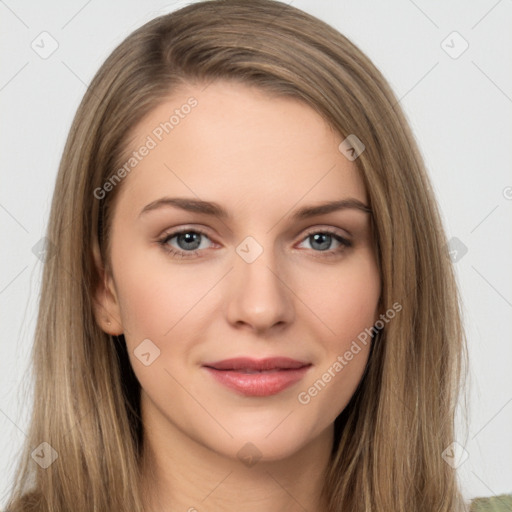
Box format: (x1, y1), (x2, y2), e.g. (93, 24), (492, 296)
(210, 416), (323, 464)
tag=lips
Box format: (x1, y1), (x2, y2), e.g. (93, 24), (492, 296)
(202, 357), (312, 396)
(203, 357), (310, 371)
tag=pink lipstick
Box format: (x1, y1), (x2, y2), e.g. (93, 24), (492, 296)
(202, 357), (312, 397)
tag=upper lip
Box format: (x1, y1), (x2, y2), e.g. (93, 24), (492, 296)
(203, 357), (311, 371)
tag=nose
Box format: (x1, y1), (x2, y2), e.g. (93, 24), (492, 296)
(225, 246), (295, 334)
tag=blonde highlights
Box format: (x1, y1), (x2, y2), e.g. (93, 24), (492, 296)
(6, 1), (468, 510)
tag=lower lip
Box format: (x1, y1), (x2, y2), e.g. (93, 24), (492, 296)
(203, 366), (311, 397)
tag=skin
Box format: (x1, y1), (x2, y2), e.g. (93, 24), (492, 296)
(93, 80), (381, 512)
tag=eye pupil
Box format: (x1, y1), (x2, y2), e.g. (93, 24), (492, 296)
(310, 233), (332, 251)
(163, 230), (345, 259)
(178, 232), (201, 250)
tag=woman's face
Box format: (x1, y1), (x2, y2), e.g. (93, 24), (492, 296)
(95, 80), (381, 462)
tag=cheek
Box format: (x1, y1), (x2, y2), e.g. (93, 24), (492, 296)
(295, 250), (379, 406)
(303, 251), (380, 348)
(111, 249), (209, 395)
(112, 245), (211, 340)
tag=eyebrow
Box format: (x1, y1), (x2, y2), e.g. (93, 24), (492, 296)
(138, 196), (371, 221)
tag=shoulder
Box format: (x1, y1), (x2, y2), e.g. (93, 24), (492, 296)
(470, 493), (512, 511)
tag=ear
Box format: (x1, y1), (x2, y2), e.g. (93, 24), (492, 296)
(91, 239), (124, 336)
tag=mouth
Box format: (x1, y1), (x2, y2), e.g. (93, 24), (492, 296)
(202, 357), (312, 397)
(203, 357), (310, 371)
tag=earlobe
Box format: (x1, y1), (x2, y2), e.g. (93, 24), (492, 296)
(91, 240), (124, 336)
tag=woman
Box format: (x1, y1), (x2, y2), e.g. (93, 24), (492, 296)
(5, 0), (503, 510)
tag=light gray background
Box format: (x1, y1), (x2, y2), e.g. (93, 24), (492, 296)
(1, 0), (511, 506)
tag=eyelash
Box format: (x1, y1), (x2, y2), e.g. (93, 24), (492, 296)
(157, 227), (352, 260)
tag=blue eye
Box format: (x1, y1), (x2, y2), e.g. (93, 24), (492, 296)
(158, 229), (212, 259)
(298, 230), (352, 257)
(157, 228), (352, 260)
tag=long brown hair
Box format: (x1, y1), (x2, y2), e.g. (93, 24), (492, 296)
(5, 1), (468, 510)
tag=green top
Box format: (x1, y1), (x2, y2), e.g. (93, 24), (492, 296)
(470, 494), (512, 511)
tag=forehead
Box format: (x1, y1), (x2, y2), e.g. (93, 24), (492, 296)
(114, 80), (367, 219)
